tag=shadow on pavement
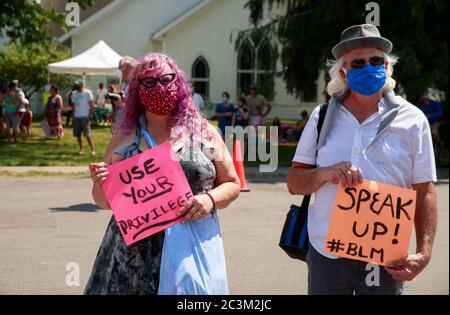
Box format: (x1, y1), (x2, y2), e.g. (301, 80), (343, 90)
(50, 203), (102, 212)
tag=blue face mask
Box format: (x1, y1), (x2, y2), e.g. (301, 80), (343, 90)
(346, 64), (386, 96)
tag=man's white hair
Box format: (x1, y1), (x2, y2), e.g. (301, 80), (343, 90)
(326, 52), (398, 97)
(119, 55), (137, 68)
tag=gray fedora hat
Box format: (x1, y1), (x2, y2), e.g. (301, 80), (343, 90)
(332, 24), (393, 59)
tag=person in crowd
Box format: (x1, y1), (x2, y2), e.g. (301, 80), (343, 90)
(106, 84), (116, 125)
(298, 110), (309, 130)
(294, 110), (310, 141)
(19, 102), (33, 138)
(232, 97), (250, 128)
(86, 53), (240, 295)
(214, 91), (235, 137)
(118, 55), (137, 95)
(287, 24), (437, 295)
(0, 86), (6, 136)
(44, 85), (64, 139)
(109, 92), (125, 134)
(65, 86), (76, 126)
(246, 86), (272, 127)
(12, 80), (31, 138)
(271, 117), (283, 142)
(285, 128), (297, 142)
(2, 81), (28, 143)
(95, 82), (109, 126)
(190, 81), (205, 113)
(71, 80), (96, 155)
(9, 80), (28, 138)
(416, 93), (446, 157)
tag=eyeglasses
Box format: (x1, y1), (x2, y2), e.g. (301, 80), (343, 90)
(139, 73), (176, 88)
(347, 56), (385, 69)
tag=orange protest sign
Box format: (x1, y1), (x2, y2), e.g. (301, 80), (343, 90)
(324, 179), (416, 266)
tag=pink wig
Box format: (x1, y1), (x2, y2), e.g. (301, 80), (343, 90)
(119, 53), (211, 142)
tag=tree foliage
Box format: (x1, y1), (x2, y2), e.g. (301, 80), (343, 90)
(244, 0), (448, 102)
(0, 41), (75, 97)
(0, 0), (94, 96)
(0, 0), (93, 44)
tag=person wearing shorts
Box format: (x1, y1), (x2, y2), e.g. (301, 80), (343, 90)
(71, 80), (96, 155)
(3, 81), (27, 143)
(73, 117), (90, 137)
(5, 112), (21, 136)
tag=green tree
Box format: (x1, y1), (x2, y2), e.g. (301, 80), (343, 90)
(0, 0), (93, 44)
(0, 41), (75, 97)
(244, 0), (448, 103)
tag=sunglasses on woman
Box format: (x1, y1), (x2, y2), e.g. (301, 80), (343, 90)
(348, 56), (385, 69)
(139, 73), (176, 88)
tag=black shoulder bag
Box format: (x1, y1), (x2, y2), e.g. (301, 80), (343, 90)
(279, 103), (328, 261)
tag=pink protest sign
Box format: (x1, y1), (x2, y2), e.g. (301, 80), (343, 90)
(102, 141), (193, 246)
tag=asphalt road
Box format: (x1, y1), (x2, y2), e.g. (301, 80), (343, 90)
(0, 176), (448, 295)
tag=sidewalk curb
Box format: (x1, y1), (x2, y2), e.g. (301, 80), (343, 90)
(0, 166), (289, 179)
(1, 166), (448, 180)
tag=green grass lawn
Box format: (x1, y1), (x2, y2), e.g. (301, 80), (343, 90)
(0, 122), (110, 166)
(242, 143), (296, 168)
(0, 121), (297, 167)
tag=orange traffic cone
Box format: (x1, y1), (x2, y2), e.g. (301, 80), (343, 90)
(233, 138), (250, 192)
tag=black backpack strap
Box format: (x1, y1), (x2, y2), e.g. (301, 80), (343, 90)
(316, 103), (328, 145)
(300, 103), (328, 209)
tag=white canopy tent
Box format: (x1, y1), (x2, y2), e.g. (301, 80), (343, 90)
(47, 40), (122, 84)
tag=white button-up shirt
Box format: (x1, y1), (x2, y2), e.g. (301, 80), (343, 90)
(293, 96), (437, 258)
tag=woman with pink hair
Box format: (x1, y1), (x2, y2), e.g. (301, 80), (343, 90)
(85, 53), (240, 295)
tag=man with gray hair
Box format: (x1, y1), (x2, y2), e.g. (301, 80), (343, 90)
(118, 55), (137, 95)
(287, 24), (437, 295)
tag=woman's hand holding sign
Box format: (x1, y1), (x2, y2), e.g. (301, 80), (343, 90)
(179, 194), (215, 222)
(89, 162), (109, 188)
(90, 162), (112, 210)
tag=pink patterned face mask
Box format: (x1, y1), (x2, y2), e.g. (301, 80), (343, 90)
(138, 74), (179, 115)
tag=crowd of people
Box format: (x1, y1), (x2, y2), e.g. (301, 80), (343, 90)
(0, 54), (447, 162)
(211, 86), (309, 143)
(0, 56), (134, 156)
(0, 80), (32, 143)
(1, 82), (447, 161)
(61, 78), (130, 155)
(213, 87), (271, 135)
